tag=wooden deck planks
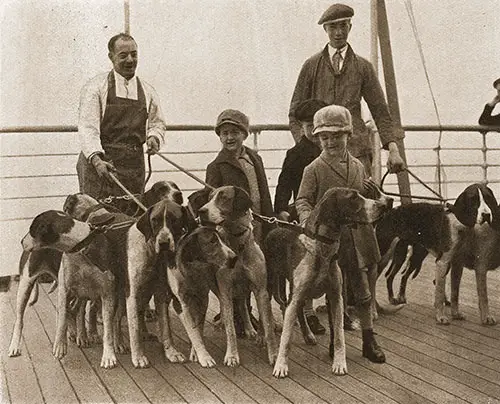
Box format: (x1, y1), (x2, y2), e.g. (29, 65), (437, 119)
(0, 260), (499, 404)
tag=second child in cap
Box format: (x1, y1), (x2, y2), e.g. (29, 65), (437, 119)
(296, 104), (387, 364)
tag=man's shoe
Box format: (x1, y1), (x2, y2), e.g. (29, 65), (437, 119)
(306, 314), (326, 335)
(362, 329), (386, 363)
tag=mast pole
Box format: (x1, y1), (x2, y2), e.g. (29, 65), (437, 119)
(124, 0), (130, 34)
(370, 0), (382, 184)
(377, 0), (412, 203)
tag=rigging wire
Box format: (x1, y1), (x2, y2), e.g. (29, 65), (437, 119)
(404, 0), (446, 199)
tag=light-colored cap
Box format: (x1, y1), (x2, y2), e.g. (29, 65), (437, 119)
(313, 105), (353, 135)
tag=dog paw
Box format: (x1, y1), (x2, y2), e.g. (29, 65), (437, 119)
(245, 327), (258, 340)
(451, 311), (466, 321)
(482, 315), (497, 326)
(435, 315), (450, 325)
(53, 341), (67, 359)
(76, 335), (91, 348)
(272, 360), (289, 378)
(390, 296), (407, 305)
(164, 347), (185, 363)
(304, 333), (317, 345)
(100, 354), (117, 369)
(224, 353), (240, 367)
(198, 354), (216, 368)
(8, 344), (21, 357)
(68, 332), (77, 343)
(331, 359), (348, 376)
(268, 352), (278, 366)
(132, 354), (151, 368)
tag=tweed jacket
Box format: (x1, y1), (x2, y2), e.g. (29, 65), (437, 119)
(289, 44), (403, 158)
(296, 150), (380, 269)
(274, 136), (320, 214)
(205, 146), (274, 218)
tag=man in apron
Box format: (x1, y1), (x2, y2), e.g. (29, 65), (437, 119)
(77, 33), (166, 215)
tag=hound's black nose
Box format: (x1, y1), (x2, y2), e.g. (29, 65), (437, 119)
(482, 212), (492, 224)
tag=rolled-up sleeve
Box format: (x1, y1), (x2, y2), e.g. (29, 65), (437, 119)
(144, 84), (166, 147)
(361, 62), (402, 148)
(295, 164), (317, 223)
(78, 76), (105, 159)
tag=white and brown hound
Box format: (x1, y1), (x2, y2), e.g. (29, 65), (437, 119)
(266, 187), (393, 378)
(21, 210), (123, 368)
(196, 186), (278, 367)
(169, 226), (239, 367)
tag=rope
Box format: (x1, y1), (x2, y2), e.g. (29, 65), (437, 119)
(404, 0), (446, 198)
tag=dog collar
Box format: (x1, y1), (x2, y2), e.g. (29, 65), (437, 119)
(67, 219), (135, 253)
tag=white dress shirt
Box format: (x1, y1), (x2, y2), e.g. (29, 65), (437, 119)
(328, 44), (348, 71)
(78, 70), (166, 159)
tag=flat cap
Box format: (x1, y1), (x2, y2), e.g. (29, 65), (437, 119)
(295, 99), (329, 122)
(493, 78), (500, 88)
(313, 105), (352, 135)
(318, 3), (354, 25)
(215, 109), (250, 135)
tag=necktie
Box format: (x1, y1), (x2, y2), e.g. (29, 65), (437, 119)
(332, 49), (342, 75)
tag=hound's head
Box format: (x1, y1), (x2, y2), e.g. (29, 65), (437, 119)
(451, 183), (498, 227)
(21, 210), (91, 253)
(305, 187), (393, 238)
(136, 199), (193, 254)
(198, 186), (252, 226)
(143, 180), (184, 207)
(176, 226), (237, 270)
(63, 193), (101, 221)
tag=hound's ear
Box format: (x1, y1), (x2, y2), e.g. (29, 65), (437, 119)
(188, 188), (211, 217)
(316, 189), (341, 227)
(481, 185), (499, 217)
(451, 185), (478, 227)
(232, 187), (253, 215)
(63, 194), (78, 215)
(136, 207), (154, 241)
(182, 206), (198, 233)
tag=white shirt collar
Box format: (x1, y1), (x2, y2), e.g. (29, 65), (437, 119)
(113, 70), (138, 100)
(328, 43), (348, 61)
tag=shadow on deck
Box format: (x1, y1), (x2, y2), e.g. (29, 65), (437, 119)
(1, 258), (499, 404)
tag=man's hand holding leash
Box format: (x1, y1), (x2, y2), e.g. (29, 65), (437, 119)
(91, 154), (117, 182)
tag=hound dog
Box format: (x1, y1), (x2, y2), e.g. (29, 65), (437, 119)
(196, 186), (278, 366)
(266, 187), (393, 378)
(7, 180), (183, 358)
(125, 198), (196, 367)
(375, 183), (497, 324)
(169, 226), (239, 367)
(21, 210), (126, 368)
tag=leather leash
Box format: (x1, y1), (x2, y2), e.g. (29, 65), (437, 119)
(381, 168), (447, 203)
(109, 172), (148, 212)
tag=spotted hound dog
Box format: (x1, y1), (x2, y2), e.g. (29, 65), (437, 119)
(376, 183), (497, 324)
(266, 187), (393, 378)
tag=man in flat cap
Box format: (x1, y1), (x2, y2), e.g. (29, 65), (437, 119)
(288, 3), (405, 177)
(478, 78), (500, 127)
